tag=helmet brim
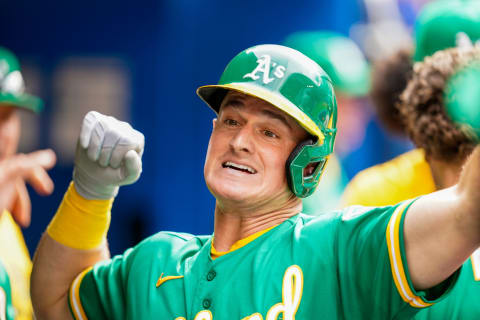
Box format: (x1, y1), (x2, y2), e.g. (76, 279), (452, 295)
(0, 92), (43, 113)
(197, 82), (324, 143)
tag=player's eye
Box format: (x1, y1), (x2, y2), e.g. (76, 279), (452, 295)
(263, 130), (278, 138)
(224, 119), (239, 126)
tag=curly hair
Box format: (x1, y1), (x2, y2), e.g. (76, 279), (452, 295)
(398, 47), (480, 162)
(370, 48), (413, 135)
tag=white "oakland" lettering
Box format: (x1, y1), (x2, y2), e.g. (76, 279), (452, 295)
(178, 265), (304, 320)
(243, 54), (286, 85)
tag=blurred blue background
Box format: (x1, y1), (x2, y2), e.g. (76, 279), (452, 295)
(1, 0), (420, 255)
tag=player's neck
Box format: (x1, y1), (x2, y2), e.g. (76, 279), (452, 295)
(428, 157), (464, 190)
(212, 197), (302, 252)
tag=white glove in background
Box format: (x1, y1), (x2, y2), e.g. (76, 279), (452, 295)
(73, 111), (145, 200)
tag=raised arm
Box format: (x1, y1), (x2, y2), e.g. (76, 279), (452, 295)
(405, 146), (480, 290)
(31, 111), (144, 320)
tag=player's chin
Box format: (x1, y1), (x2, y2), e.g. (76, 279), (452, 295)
(209, 182), (259, 203)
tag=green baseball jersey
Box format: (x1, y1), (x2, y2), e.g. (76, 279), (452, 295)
(0, 260), (15, 320)
(68, 201), (457, 320)
(413, 249), (480, 320)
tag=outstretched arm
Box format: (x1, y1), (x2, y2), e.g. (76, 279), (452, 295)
(405, 146), (480, 290)
(31, 111), (144, 320)
(0, 149), (56, 226)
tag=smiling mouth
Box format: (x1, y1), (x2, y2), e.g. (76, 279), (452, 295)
(222, 161), (257, 174)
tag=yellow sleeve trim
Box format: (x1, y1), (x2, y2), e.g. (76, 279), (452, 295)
(47, 182), (113, 250)
(386, 201), (433, 308)
(471, 248), (480, 281)
(69, 267), (92, 320)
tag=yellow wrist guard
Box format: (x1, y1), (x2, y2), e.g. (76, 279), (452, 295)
(47, 182), (113, 250)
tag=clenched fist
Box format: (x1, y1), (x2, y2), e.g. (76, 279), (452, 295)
(73, 111), (145, 200)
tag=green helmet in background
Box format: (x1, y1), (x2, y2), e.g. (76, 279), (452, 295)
(445, 61), (480, 140)
(283, 31), (370, 97)
(0, 47), (43, 113)
(414, 0), (480, 62)
(197, 44), (337, 198)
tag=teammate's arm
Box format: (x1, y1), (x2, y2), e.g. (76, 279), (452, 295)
(0, 149), (56, 226)
(31, 111), (144, 320)
(404, 146), (480, 290)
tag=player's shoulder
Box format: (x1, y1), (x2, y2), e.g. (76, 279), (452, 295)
(136, 231), (209, 251)
(299, 204), (400, 233)
(302, 204), (393, 223)
(358, 149), (428, 183)
(342, 149), (432, 206)
(290, 206), (394, 247)
(125, 231), (210, 264)
(293, 211), (343, 238)
(354, 149), (421, 182)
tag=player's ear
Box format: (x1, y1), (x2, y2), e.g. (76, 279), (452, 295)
(212, 118), (217, 130)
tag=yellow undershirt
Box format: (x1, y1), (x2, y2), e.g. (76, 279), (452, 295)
(0, 210), (33, 320)
(211, 225), (278, 259)
(341, 149), (436, 207)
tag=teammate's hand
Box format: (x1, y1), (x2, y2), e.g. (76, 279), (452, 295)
(73, 111), (145, 200)
(0, 149), (56, 227)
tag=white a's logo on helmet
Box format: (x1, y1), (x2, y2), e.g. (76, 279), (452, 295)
(456, 32), (474, 48)
(243, 54), (285, 84)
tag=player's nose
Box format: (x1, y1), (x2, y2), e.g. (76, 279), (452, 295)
(229, 126), (254, 154)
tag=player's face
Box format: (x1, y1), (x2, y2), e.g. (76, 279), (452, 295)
(204, 91), (308, 208)
(0, 105), (20, 160)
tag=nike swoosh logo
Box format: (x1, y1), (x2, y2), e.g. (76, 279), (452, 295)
(156, 273), (184, 288)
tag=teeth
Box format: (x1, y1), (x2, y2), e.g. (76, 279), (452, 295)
(224, 161), (256, 174)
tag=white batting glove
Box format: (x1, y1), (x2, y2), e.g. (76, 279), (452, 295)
(73, 111), (145, 200)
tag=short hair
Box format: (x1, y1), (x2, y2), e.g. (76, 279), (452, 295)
(398, 47), (480, 162)
(369, 48), (413, 135)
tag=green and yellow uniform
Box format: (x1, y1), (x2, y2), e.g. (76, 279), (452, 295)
(0, 46), (44, 320)
(341, 149), (435, 207)
(0, 211), (33, 320)
(341, 149), (480, 319)
(0, 260), (15, 320)
(68, 200), (456, 320)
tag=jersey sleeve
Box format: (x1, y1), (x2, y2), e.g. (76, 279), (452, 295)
(335, 200), (459, 319)
(67, 231), (199, 320)
(68, 248), (134, 320)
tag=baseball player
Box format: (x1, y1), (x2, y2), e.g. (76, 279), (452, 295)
(340, 1), (480, 318)
(0, 47), (56, 320)
(368, 48), (412, 138)
(342, 0), (480, 207)
(344, 46), (480, 319)
(30, 44), (480, 319)
(403, 46), (480, 319)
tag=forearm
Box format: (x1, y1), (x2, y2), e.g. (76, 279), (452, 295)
(31, 183), (113, 319)
(30, 111), (144, 319)
(31, 234), (109, 320)
(405, 148), (480, 290)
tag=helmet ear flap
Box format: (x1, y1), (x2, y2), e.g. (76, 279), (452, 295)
(286, 138), (315, 196)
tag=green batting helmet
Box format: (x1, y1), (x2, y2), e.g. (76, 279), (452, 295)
(197, 44), (337, 198)
(283, 31), (370, 97)
(445, 61), (480, 140)
(414, 0), (480, 62)
(0, 47), (43, 112)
